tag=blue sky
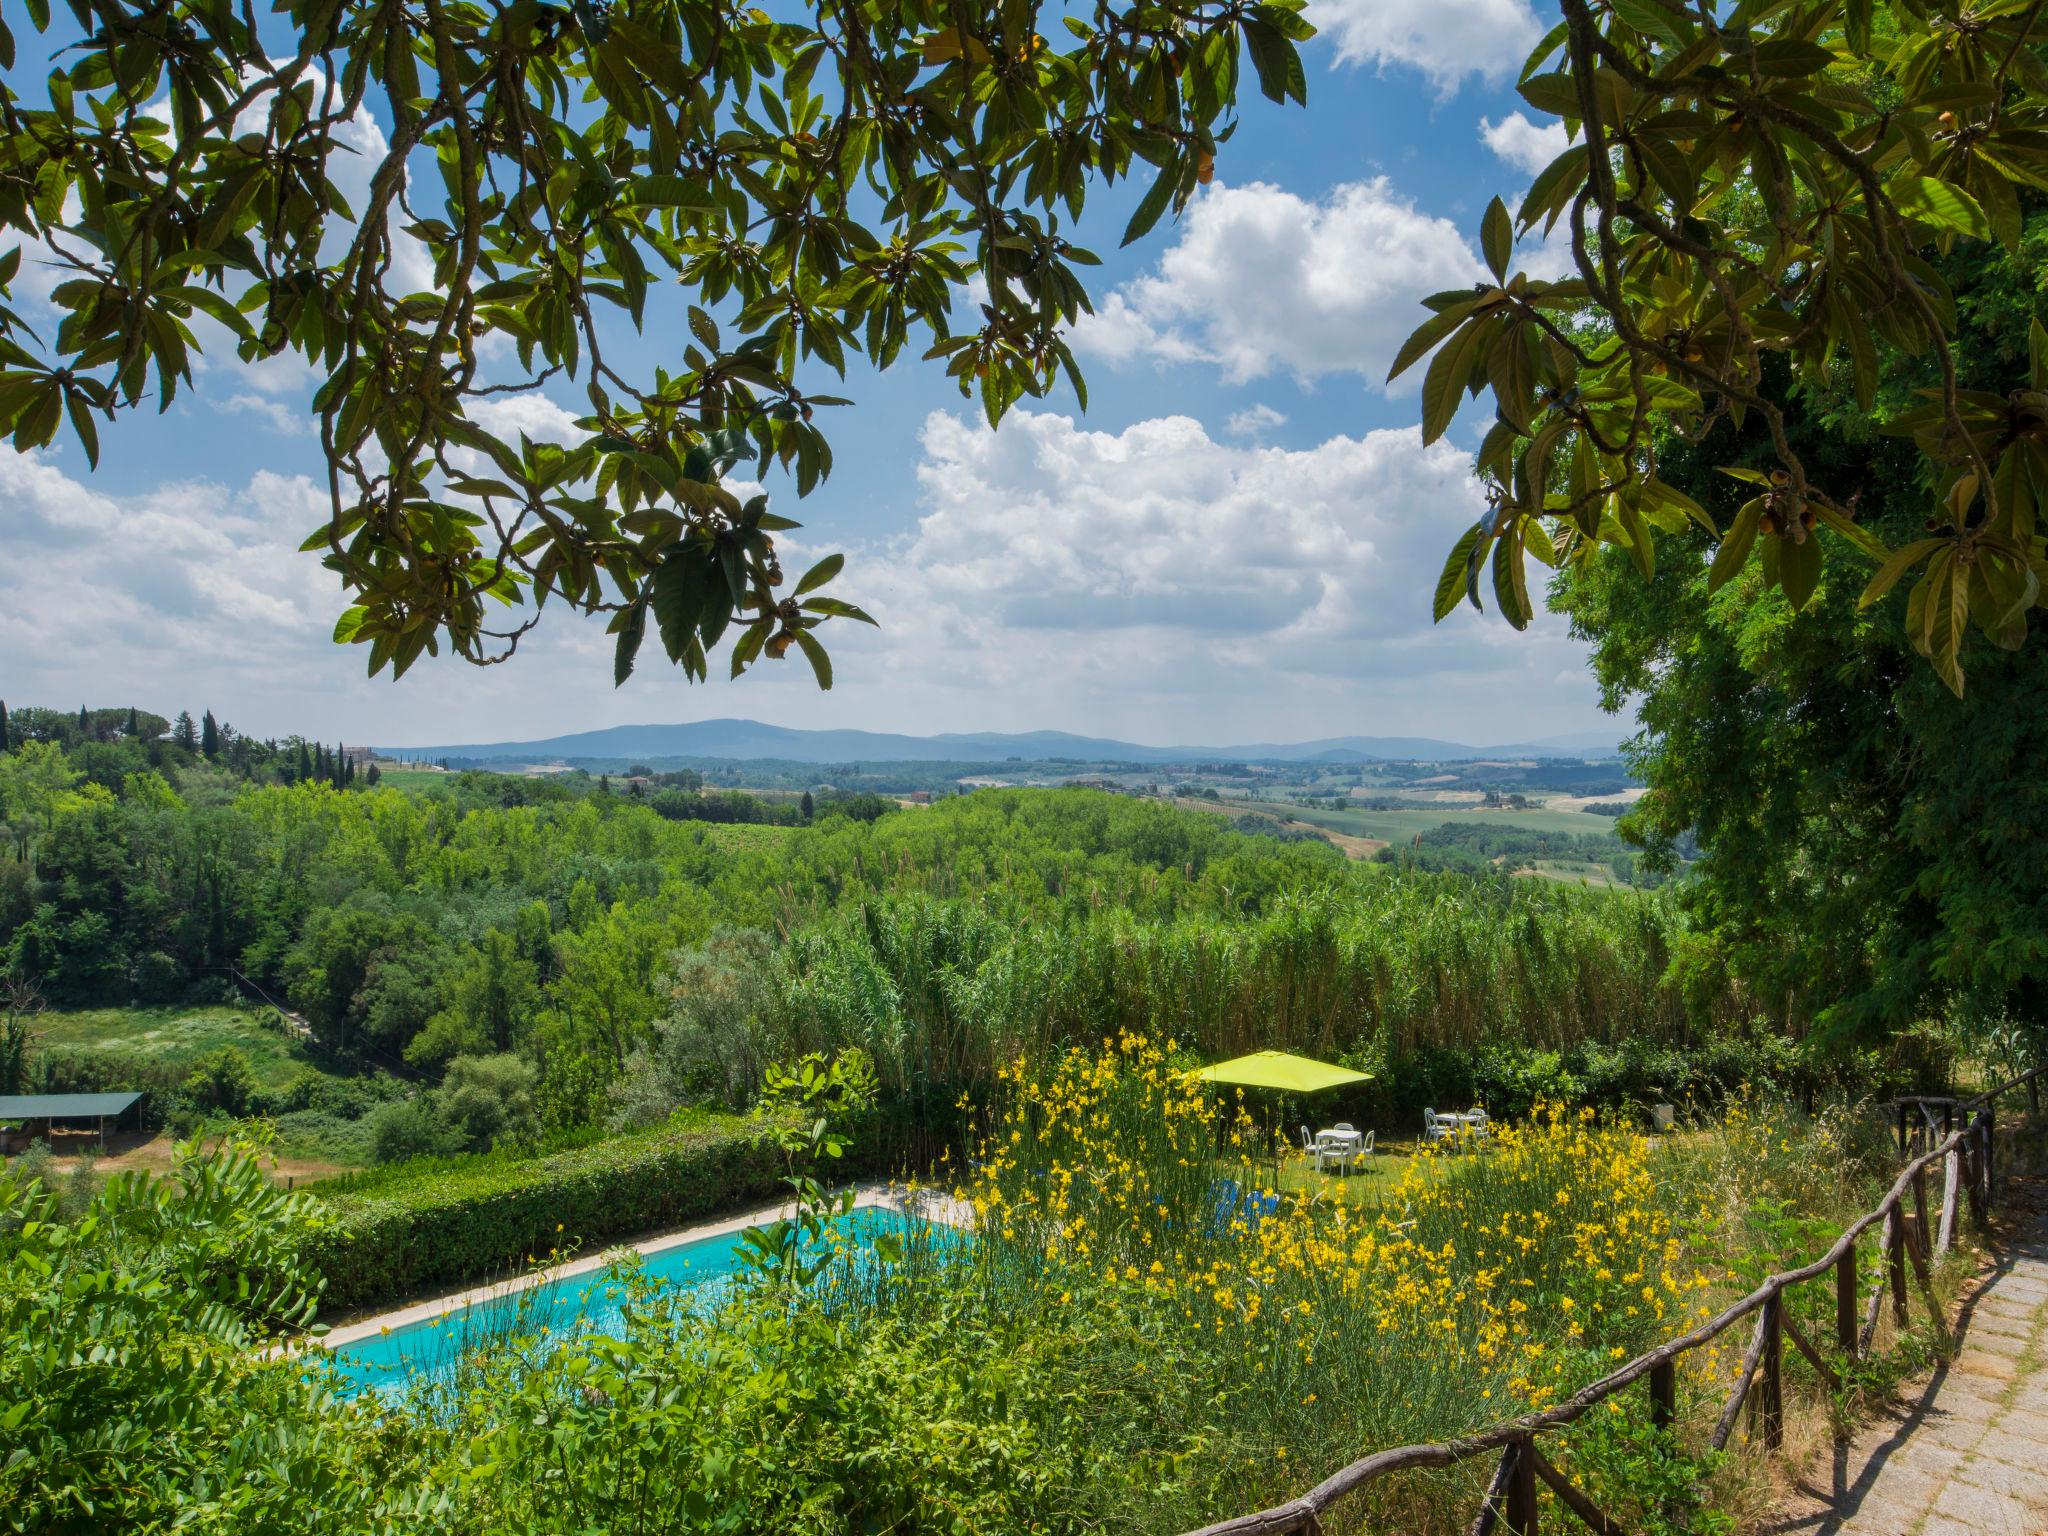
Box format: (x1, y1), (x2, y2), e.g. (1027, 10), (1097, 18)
(4, 1), (1626, 752)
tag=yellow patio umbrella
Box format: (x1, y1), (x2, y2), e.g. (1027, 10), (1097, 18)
(1197, 1052), (1373, 1174)
(1195, 1050), (1371, 1094)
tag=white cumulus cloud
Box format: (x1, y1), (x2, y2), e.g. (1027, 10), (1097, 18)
(1480, 112), (1572, 176)
(757, 409), (1601, 741)
(1075, 179), (1486, 388)
(1226, 404), (1289, 440)
(1313, 0), (1545, 91)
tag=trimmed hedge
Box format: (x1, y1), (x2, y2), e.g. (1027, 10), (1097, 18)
(305, 1111), (785, 1312)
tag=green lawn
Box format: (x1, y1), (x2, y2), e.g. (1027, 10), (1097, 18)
(37, 1004), (315, 1091)
(1271, 1145), (1422, 1205)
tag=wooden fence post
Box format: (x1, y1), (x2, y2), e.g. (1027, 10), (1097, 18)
(1912, 1160), (1930, 1258)
(1650, 1361), (1675, 1430)
(1887, 1207), (1908, 1331)
(1896, 1103), (1908, 1158)
(1755, 1294), (1784, 1451)
(1836, 1243), (1858, 1356)
(1966, 1122), (1987, 1230)
(1937, 1144), (1960, 1254)
(1505, 1436), (1538, 1536)
(1986, 1105), (1997, 1206)
(1962, 1132), (1978, 1228)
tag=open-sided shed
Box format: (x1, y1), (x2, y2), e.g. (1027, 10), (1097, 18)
(0, 1091), (142, 1152)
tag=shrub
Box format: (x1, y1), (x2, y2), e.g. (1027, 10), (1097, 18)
(435, 1052), (538, 1151)
(182, 1045), (258, 1117)
(367, 1097), (462, 1165)
(305, 1110), (785, 1311)
(31, 1046), (187, 1131)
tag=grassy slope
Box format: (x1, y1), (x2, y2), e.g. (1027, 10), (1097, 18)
(38, 1005), (315, 1091)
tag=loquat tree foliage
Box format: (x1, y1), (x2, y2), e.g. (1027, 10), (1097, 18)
(1399, 0), (2048, 695)
(0, 0), (1312, 687)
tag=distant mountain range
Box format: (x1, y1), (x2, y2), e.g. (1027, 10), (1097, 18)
(386, 718), (1627, 766)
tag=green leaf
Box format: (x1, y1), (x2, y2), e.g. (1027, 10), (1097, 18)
(1492, 526), (1532, 630)
(1619, 495), (1655, 581)
(1480, 197), (1513, 283)
(1779, 530), (1822, 610)
(1859, 537), (1945, 608)
(1641, 479), (1717, 537)
(1609, 0), (1690, 45)
(793, 552), (844, 598)
(1387, 300), (1480, 383)
(1887, 176), (1991, 239)
(1242, 20), (1306, 106)
(1519, 20), (1569, 81)
(1434, 523), (1486, 621)
(1709, 498), (1763, 591)
(651, 553), (713, 662)
(1846, 0), (1873, 54)
(1420, 319), (1487, 445)
(613, 602), (647, 686)
(1121, 170), (1179, 247)
(1926, 554), (1968, 695)
(792, 627), (833, 689)
(800, 596), (879, 625)
(332, 607), (368, 644)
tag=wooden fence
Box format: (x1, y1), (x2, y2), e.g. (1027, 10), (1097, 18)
(1183, 1065), (2046, 1536)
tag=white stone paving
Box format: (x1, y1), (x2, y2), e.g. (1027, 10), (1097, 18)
(1770, 1233), (2048, 1536)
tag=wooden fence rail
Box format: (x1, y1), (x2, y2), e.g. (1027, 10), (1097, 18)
(1181, 1064), (2046, 1536)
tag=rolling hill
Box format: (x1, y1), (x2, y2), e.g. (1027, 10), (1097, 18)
(385, 718), (1625, 766)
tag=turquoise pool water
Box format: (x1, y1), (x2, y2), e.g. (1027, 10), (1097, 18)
(326, 1204), (919, 1398)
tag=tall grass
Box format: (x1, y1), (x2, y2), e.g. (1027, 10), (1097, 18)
(735, 879), (1715, 1149)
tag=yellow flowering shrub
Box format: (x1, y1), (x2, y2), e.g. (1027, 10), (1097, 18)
(934, 1040), (1899, 1532)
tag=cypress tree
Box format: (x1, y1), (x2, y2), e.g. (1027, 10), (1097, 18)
(801, 789), (815, 820)
(296, 741), (312, 780)
(77, 704), (90, 741)
(125, 706), (139, 737)
(366, 763), (381, 787)
(172, 710), (198, 752)
(0, 700), (9, 752)
(200, 710), (221, 758)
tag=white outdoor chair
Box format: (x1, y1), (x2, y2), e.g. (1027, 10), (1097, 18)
(1300, 1125), (1329, 1172)
(1358, 1129), (1376, 1157)
(1466, 1109), (1492, 1145)
(1334, 1121), (1355, 1133)
(1315, 1131), (1357, 1176)
(1423, 1108), (1453, 1148)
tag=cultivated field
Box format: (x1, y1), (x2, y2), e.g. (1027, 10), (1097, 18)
(1230, 798), (1622, 842)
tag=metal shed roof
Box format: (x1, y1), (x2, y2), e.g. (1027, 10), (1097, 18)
(0, 1091), (142, 1119)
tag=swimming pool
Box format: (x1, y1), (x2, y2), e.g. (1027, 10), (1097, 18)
(324, 1203), (921, 1398)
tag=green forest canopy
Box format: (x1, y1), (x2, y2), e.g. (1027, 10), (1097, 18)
(2, 720), (1751, 1154)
